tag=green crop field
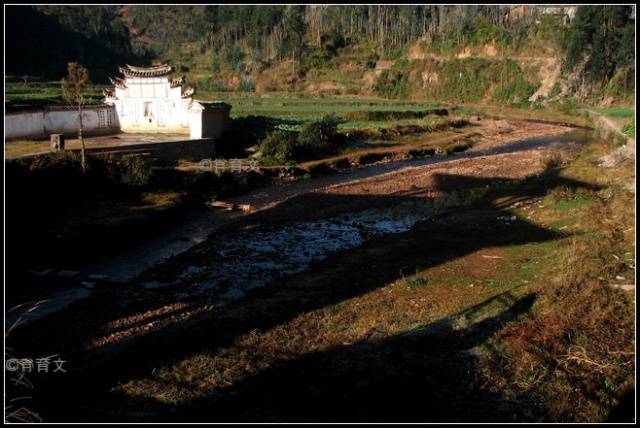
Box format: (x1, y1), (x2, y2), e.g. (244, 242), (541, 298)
(5, 77), (109, 106)
(196, 93), (448, 131)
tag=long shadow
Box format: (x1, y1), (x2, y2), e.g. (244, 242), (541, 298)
(151, 293), (539, 422)
(223, 128), (591, 208)
(226, 166), (601, 228)
(9, 170), (601, 421)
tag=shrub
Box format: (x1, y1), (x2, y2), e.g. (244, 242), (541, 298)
(259, 130), (298, 163)
(210, 55), (221, 73)
(195, 77), (227, 92)
(541, 152), (563, 170)
(553, 98), (579, 115)
(374, 69), (409, 99)
(297, 114), (341, 157)
(223, 44), (245, 73)
(549, 81), (562, 98)
(238, 75), (255, 92)
(120, 155), (153, 187)
(400, 274), (429, 288)
(258, 116), (344, 163)
(365, 53), (379, 69)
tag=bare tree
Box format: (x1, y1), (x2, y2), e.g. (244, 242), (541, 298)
(61, 62), (91, 172)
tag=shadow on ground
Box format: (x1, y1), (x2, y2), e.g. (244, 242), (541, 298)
(7, 168), (602, 422)
(147, 292), (539, 422)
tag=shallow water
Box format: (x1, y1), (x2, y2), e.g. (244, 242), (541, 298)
(178, 200), (440, 300)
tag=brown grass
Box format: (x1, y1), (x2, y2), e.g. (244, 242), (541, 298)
(481, 136), (635, 422)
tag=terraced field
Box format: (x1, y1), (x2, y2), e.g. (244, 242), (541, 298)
(200, 93), (448, 131)
(5, 78), (108, 106)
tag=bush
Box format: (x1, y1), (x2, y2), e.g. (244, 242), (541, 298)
(553, 98), (579, 115)
(374, 69), (409, 99)
(297, 114), (341, 157)
(365, 52), (379, 69)
(549, 81), (562, 98)
(195, 77), (228, 92)
(210, 55), (221, 73)
(541, 152), (563, 170)
(120, 155), (153, 187)
(258, 115), (343, 163)
(223, 44), (245, 73)
(259, 130), (298, 163)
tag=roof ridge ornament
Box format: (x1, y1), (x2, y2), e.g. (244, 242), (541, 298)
(109, 77), (127, 89)
(118, 64), (173, 78)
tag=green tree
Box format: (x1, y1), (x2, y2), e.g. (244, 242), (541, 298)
(564, 6), (634, 87)
(281, 5), (306, 72)
(61, 62), (91, 172)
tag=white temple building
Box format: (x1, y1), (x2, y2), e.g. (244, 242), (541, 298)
(103, 64), (231, 138)
(6, 64), (231, 141)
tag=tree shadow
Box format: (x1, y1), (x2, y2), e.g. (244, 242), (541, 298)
(9, 169), (601, 421)
(152, 293), (539, 422)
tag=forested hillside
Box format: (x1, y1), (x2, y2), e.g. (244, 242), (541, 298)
(4, 5), (635, 104)
(4, 6), (152, 81)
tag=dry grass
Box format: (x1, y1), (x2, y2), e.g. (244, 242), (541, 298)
(481, 136), (635, 422)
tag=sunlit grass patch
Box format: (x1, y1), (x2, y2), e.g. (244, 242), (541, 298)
(5, 80), (108, 105)
(548, 195), (595, 211)
(546, 185), (597, 212)
(593, 107), (635, 119)
(398, 275), (430, 289)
